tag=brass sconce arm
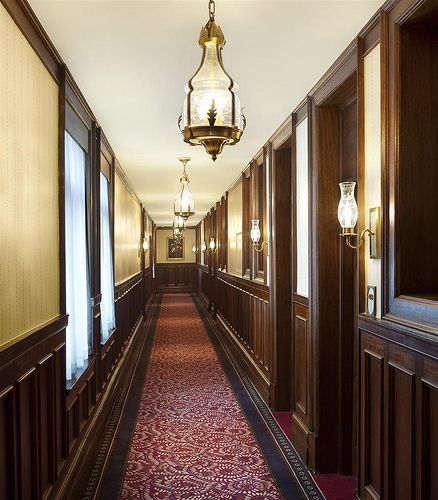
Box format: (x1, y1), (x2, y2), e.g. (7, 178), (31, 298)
(345, 228), (374, 249)
(252, 241), (269, 254)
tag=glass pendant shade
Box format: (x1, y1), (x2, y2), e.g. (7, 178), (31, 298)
(174, 227), (184, 239)
(173, 215), (185, 231)
(142, 237), (149, 252)
(209, 237), (216, 251)
(250, 219), (261, 244)
(174, 157), (195, 220)
(338, 182), (358, 235)
(179, 0), (246, 161)
(192, 245), (197, 253)
(201, 241), (207, 252)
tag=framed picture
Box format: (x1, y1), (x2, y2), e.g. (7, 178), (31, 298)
(167, 237), (184, 260)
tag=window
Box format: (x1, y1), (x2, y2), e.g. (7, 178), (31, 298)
(100, 172), (116, 342)
(295, 118), (309, 298)
(65, 132), (91, 380)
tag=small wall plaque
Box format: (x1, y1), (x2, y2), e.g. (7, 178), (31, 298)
(367, 286), (377, 317)
(369, 207), (380, 259)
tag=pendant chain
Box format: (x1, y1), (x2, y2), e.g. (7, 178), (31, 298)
(208, 0), (215, 21)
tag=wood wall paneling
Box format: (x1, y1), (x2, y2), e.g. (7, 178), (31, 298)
(310, 41), (358, 473)
(155, 263), (197, 292)
(383, 0), (438, 329)
(290, 101), (314, 465)
(0, 1), (156, 498)
(269, 136), (292, 410)
(359, 323), (438, 500)
(0, 316), (67, 500)
(215, 271), (271, 402)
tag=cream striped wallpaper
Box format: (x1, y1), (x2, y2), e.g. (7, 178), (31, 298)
(0, 4), (60, 349)
(114, 172), (142, 284)
(364, 44), (382, 318)
(227, 179), (243, 276)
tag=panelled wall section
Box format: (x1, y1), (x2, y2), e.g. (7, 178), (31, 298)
(0, 1), (156, 498)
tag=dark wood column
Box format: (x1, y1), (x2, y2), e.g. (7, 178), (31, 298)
(269, 131), (292, 410)
(309, 42), (358, 473)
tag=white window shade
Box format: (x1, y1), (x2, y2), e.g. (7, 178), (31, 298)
(65, 132), (91, 380)
(296, 118), (309, 298)
(100, 172), (116, 343)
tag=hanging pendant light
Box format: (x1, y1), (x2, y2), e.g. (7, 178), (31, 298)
(174, 157), (195, 221)
(173, 214), (186, 233)
(178, 0), (246, 161)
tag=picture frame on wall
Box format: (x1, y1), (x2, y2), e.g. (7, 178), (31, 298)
(167, 237), (184, 260)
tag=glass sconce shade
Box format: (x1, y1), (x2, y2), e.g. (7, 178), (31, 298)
(142, 237), (149, 252)
(250, 219), (261, 244)
(338, 182), (358, 235)
(201, 241), (207, 252)
(192, 245), (197, 253)
(209, 237), (216, 251)
(179, 1), (245, 161)
(174, 157), (195, 220)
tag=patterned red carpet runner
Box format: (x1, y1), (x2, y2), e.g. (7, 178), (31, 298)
(121, 294), (282, 499)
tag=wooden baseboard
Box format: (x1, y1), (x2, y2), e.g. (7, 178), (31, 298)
(291, 413), (317, 471)
(198, 291), (209, 308)
(156, 286), (196, 293)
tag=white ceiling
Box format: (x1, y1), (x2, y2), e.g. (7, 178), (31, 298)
(30, 0), (382, 225)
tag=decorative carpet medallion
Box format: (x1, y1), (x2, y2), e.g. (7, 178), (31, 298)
(121, 295), (282, 499)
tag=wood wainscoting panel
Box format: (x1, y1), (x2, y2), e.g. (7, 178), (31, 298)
(17, 367), (39, 499)
(361, 333), (384, 500)
(38, 352), (56, 491)
(359, 318), (438, 500)
(215, 271), (271, 402)
(198, 265), (211, 307)
(156, 263), (197, 292)
(293, 302), (309, 419)
(421, 368), (438, 499)
(387, 344), (416, 500)
(0, 316), (67, 500)
(0, 385), (15, 499)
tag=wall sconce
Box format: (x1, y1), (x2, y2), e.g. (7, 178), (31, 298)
(250, 219), (269, 253)
(192, 245), (198, 254)
(209, 237), (218, 254)
(139, 236), (149, 256)
(338, 182), (380, 257)
(201, 241), (207, 253)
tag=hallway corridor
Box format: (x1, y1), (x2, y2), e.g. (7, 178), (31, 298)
(98, 294), (316, 499)
(2, 0), (437, 498)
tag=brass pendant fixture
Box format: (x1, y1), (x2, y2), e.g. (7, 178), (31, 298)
(179, 0), (246, 161)
(174, 157), (195, 221)
(173, 215), (186, 239)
